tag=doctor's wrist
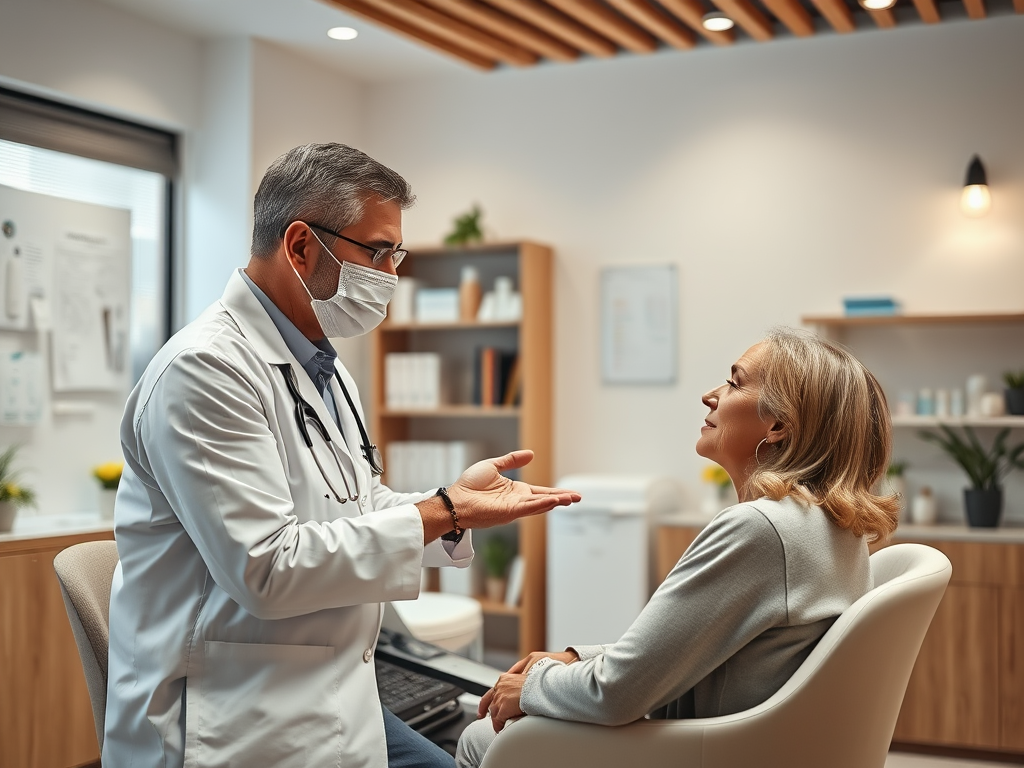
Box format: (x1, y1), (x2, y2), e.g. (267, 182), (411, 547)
(416, 496), (455, 544)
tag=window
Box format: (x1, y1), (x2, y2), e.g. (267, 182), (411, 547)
(0, 87), (177, 381)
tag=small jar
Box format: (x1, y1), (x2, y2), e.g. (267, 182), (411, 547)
(911, 486), (937, 525)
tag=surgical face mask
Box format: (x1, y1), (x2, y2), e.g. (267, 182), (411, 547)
(294, 230), (398, 338)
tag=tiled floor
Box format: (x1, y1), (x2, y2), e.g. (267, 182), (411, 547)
(886, 752), (1010, 767)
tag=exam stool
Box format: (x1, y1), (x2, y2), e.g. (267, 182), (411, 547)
(392, 592), (484, 661)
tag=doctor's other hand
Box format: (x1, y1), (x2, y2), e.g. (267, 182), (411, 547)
(448, 450), (580, 530)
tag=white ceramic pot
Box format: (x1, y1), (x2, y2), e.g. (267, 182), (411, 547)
(485, 576), (506, 603)
(98, 487), (117, 520)
(0, 501), (17, 533)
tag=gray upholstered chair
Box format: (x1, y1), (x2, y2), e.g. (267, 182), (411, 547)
(480, 542), (951, 768)
(53, 540), (119, 751)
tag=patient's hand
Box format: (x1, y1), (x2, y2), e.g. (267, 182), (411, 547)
(478, 672), (527, 732)
(508, 650), (579, 675)
(478, 650), (580, 731)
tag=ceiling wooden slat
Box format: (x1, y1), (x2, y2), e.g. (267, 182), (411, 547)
(1016, 0), (1024, 13)
(483, 0), (618, 57)
(710, 0), (774, 41)
(807, 0), (855, 32)
(758, 0), (815, 36)
(867, 7), (897, 26)
(357, 0), (539, 66)
(911, 0), (942, 22)
(419, 0), (580, 61)
(545, 0), (660, 53)
(324, 0), (497, 69)
(658, 0), (736, 46)
(962, 0), (987, 18)
(605, 0), (698, 48)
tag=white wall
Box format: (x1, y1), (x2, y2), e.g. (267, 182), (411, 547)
(363, 17), (1024, 520)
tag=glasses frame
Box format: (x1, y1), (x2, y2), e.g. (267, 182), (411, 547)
(307, 222), (407, 269)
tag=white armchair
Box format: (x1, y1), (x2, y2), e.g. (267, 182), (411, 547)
(480, 543), (951, 768)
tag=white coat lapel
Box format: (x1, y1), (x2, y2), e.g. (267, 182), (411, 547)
(219, 269), (362, 497)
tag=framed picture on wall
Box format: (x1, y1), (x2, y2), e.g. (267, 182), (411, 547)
(600, 264), (678, 385)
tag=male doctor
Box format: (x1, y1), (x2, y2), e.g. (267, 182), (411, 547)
(103, 143), (579, 768)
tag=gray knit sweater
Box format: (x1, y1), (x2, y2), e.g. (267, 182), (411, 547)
(520, 496), (871, 724)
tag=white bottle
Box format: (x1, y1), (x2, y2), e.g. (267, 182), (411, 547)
(966, 374), (988, 417)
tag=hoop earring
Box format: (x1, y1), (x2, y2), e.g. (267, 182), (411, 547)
(755, 438), (770, 466)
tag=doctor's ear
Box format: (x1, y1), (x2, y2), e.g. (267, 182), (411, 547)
(281, 221), (318, 271)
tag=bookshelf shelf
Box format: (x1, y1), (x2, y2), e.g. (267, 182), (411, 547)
(381, 406), (521, 419)
(802, 312), (1024, 328)
(475, 597), (521, 617)
(371, 241), (553, 657)
(892, 415), (1024, 428)
(380, 320), (520, 332)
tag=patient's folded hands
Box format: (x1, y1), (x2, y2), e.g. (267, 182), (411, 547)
(477, 649), (581, 731)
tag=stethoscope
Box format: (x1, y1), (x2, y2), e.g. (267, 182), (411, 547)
(275, 363), (385, 504)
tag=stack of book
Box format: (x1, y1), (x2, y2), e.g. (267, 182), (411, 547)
(473, 347), (521, 407)
(384, 440), (485, 493)
(384, 353), (442, 409)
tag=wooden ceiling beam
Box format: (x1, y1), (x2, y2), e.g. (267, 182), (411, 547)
(545, 0), (660, 53)
(962, 0), (987, 18)
(356, 0), (540, 66)
(606, 0), (702, 48)
(658, 0), (736, 46)
(758, 0), (815, 36)
(324, 0), (496, 69)
(710, 0), (774, 41)
(867, 7), (897, 27)
(418, 0), (580, 62)
(911, 0), (941, 23)
(482, 0), (618, 57)
(1016, 0), (1024, 14)
(606, 0), (698, 49)
(807, 0), (855, 32)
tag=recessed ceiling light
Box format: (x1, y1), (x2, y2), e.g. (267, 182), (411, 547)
(327, 27), (359, 41)
(701, 12), (735, 31)
(859, 0), (896, 9)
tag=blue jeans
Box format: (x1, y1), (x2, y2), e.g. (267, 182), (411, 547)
(383, 706), (455, 768)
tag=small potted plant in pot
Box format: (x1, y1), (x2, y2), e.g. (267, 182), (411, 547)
(1005, 369), (1024, 416)
(0, 445), (36, 532)
(881, 461), (908, 518)
(93, 461), (124, 520)
(480, 534), (515, 603)
(918, 426), (1024, 527)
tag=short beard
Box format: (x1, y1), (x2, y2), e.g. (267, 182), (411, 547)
(307, 243), (341, 301)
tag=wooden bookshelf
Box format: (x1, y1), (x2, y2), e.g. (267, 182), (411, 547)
(371, 241), (553, 657)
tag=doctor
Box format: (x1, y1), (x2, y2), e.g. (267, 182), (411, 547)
(104, 143), (579, 768)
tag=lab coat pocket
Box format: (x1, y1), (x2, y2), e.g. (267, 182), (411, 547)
(186, 641), (341, 768)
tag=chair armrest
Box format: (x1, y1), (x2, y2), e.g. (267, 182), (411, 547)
(479, 716), (706, 768)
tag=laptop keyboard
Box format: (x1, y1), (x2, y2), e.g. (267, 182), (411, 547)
(376, 660), (454, 713)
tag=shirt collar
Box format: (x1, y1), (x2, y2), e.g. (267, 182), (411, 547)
(240, 269), (337, 394)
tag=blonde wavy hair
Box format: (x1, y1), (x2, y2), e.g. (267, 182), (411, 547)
(747, 328), (899, 542)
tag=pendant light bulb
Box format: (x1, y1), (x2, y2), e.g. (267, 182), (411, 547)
(701, 12), (735, 31)
(960, 155), (991, 218)
(860, 0), (896, 9)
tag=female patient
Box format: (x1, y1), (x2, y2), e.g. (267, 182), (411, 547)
(456, 327), (899, 768)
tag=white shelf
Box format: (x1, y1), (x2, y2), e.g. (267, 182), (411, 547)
(892, 415), (1024, 428)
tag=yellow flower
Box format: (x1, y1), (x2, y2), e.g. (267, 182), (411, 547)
(93, 461), (124, 487)
(5, 482), (21, 498)
(701, 464), (732, 488)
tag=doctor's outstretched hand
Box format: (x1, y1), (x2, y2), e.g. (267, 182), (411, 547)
(417, 450), (581, 543)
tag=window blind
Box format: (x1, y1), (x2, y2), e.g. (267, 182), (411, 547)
(0, 86), (178, 177)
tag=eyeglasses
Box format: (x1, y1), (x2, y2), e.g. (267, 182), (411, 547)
(307, 223), (407, 269)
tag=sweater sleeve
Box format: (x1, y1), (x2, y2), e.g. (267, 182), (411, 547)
(520, 504), (789, 725)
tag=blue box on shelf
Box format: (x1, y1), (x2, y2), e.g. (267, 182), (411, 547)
(842, 296), (902, 317)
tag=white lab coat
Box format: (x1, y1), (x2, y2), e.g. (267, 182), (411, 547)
(103, 269), (473, 768)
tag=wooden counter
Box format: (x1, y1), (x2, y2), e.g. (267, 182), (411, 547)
(655, 517), (1024, 757)
(0, 517), (113, 768)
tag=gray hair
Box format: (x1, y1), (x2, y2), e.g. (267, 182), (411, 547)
(251, 143), (415, 258)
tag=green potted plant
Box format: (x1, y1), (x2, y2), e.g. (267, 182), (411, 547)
(918, 426), (1024, 527)
(882, 461), (907, 517)
(480, 534), (515, 603)
(443, 204), (484, 246)
(0, 445), (36, 532)
(1005, 369), (1024, 416)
